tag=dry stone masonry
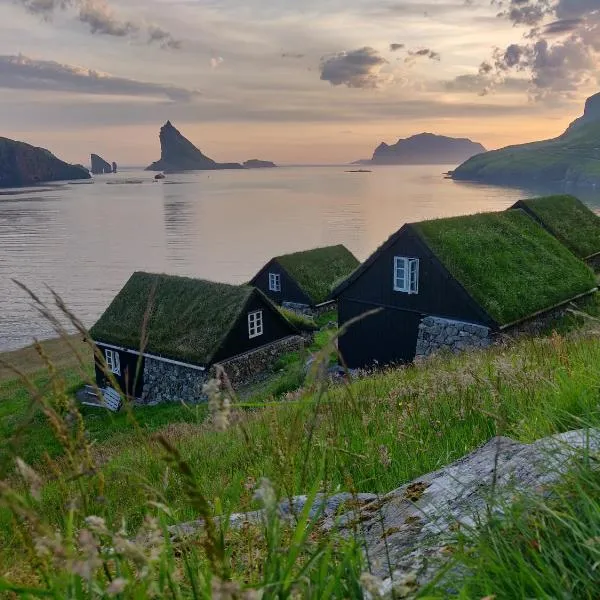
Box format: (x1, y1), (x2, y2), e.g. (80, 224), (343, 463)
(416, 316), (490, 358)
(142, 358), (208, 405)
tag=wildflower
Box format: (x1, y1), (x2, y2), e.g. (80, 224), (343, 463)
(107, 577), (128, 596)
(15, 457), (43, 500)
(71, 529), (102, 580)
(253, 478), (277, 513)
(85, 515), (108, 536)
(378, 445), (392, 469)
(34, 530), (66, 560)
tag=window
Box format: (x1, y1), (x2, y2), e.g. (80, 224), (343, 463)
(393, 257), (419, 294)
(269, 272), (281, 292)
(104, 349), (121, 375)
(248, 310), (264, 338)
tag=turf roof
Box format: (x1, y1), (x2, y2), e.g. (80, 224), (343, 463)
(511, 195), (600, 259)
(90, 272), (255, 365)
(274, 244), (359, 304)
(413, 210), (596, 326)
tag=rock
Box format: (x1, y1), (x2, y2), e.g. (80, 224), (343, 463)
(90, 154), (113, 175)
(357, 134), (485, 166)
(243, 159), (277, 168)
(0, 137), (91, 188)
(112, 161), (118, 174)
(145, 121), (244, 172)
(324, 428), (600, 595)
(154, 173), (165, 180)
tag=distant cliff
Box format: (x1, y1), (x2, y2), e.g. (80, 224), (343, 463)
(145, 121), (243, 172)
(357, 133), (485, 166)
(452, 92), (600, 188)
(244, 159), (277, 168)
(91, 154), (113, 175)
(0, 137), (90, 188)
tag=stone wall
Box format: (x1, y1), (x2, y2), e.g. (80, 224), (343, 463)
(217, 335), (305, 388)
(141, 357), (208, 405)
(416, 316), (490, 358)
(282, 301), (336, 318)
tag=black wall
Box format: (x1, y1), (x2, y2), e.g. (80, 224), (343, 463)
(337, 226), (493, 368)
(94, 344), (145, 398)
(213, 290), (298, 362)
(251, 260), (313, 306)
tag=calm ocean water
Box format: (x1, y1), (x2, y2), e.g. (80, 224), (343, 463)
(1, 165), (598, 352)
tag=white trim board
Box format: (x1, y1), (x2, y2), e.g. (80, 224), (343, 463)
(93, 341), (206, 372)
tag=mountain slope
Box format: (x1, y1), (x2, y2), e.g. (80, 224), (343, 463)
(359, 133), (485, 165)
(146, 121), (243, 172)
(452, 93), (600, 187)
(0, 137), (90, 188)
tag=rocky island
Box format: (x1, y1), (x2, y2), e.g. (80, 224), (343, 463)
(90, 154), (114, 175)
(452, 92), (600, 188)
(355, 133), (485, 166)
(145, 121), (243, 172)
(243, 159), (277, 168)
(0, 137), (90, 188)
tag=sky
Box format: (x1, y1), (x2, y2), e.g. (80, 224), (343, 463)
(0, 0), (599, 165)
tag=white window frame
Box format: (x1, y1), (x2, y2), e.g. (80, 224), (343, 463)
(393, 257), (419, 294)
(104, 348), (121, 375)
(269, 272), (281, 292)
(248, 310), (264, 339)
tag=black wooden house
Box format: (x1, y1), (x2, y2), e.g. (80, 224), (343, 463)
(250, 245), (359, 309)
(90, 272), (299, 405)
(332, 210), (596, 368)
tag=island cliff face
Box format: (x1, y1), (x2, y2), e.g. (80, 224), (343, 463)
(91, 154), (113, 175)
(243, 159), (277, 168)
(360, 133), (485, 165)
(0, 137), (90, 188)
(145, 121), (243, 171)
(452, 92), (600, 188)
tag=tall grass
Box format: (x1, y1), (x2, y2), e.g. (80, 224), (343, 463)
(2, 288), (600, 597)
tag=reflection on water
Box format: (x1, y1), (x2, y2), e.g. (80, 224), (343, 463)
(1, 165), (594, 351)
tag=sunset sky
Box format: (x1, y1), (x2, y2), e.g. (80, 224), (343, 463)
(0, 0), (599, 164)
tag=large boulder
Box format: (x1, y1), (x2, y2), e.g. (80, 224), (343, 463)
(90, 153), (112, 175)
(0, 137), (91, 188)
(145, 121), (243, 172)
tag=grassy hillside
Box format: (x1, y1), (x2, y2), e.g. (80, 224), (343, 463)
(2, 299), (600, 596)
(452, 119), (600, 187)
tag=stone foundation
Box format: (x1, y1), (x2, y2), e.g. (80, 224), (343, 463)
(142, 358), (208, 405)
(282, 301), (336, 318)
(217, 335), (305, 388)
(416, 316), (490, 358)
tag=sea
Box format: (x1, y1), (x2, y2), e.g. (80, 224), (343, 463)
(1, 164), (598, 352)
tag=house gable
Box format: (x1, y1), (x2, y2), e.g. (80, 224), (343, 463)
(250, 259), (313, 306)
(336, 225), (494, 326)
(212, 289), (299, 363)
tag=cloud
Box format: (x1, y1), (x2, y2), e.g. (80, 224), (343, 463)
(210, 56), (224, 69)
(406, 48), (441, 61)
(389, 43), (405, 51)
(281, 52), (305, 59)
(444, 73), (530, 94)
(472, 0), (600, 99)
(15, 0), (182, 49)
(0, 54), (197, 101)
(319, 47), (392, 89)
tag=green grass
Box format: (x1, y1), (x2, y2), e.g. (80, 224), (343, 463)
(275, 245), (359, 304)
(516, 195), (600, 259)
(414, 210), (596, 326)
(90, 272), (256, 365)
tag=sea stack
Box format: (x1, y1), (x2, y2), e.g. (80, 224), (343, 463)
(112, 161), (118, 174)
(0, 137), (90, 188)
(243, 159), (277, 168)
(91, 154), (113, 175)
(145, 121), (243, 172)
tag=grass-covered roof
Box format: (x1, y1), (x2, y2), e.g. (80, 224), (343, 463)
(90, 272), (255, 365)
(413, 210), (596, 326)
(511, 195), (600, 259)
(275, 245), (359, 304)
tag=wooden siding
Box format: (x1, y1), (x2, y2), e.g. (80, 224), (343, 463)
(94, 344), (145, 398)
(336, 226), (493, 368)
(251, 260), (314, 306)
(212, 289), (298, 362)
(338, 300), (421, 368)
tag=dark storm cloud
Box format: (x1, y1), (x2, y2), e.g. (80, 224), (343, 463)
(319, 47), (391, 89)
(389, 43), (405, 51)
(15, 0), (182, 48)
(0, 54), (197, 100)
(543, 18), (583, 34)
